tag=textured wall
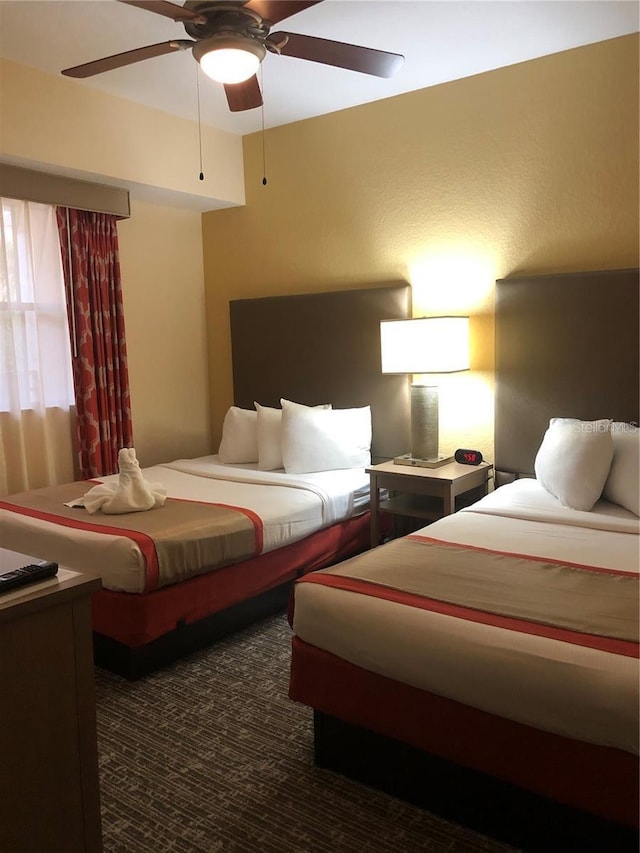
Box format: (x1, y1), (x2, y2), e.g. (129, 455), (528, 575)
(202, 35), (639, 463)
(116, 199), (212, 466)
(0, 57), (245, 208)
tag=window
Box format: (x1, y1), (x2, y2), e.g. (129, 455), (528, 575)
(0, 198), (74, 412)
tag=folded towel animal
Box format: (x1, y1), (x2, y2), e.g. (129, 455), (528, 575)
(65, 448), (167, 515)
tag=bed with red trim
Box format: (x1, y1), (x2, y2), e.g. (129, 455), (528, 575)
(288, 269), (640, 851)
(0, 457), (372, 678)
(289, 479), (640, 850)
(0, 283), (414, 678)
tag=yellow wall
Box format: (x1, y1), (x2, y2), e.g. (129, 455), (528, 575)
(117, 199), (212, 467)
(202, 35), (640, 463)
(0, 58), (244, 208)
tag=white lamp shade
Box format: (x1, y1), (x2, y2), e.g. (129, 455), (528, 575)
(380, 316), (470, 374)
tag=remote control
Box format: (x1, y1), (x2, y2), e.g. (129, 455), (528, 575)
(0, 561), (59, 594)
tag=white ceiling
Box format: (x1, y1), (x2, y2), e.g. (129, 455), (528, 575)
(1, 1), (638, 136)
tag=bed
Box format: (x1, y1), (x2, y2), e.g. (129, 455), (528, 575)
(288, 268), (640, 852)
(0, 283), (411, 679)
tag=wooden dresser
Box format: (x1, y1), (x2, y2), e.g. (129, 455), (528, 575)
(0, 551), (103, 853)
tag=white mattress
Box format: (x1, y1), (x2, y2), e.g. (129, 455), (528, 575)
(0, 455), (370, 593)
(292, 479), (640, 755)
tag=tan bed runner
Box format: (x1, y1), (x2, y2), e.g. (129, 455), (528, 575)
(301, 534), (639, 649)
(0, 482), (262, 592)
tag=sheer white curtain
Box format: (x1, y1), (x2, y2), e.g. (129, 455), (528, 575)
(0, 198), (76, 496)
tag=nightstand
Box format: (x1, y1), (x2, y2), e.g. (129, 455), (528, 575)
(367, 459), (493, 547)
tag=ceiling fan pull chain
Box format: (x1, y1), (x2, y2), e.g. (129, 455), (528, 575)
(196, 64), (205, 181)
(260, 65), (267, 187)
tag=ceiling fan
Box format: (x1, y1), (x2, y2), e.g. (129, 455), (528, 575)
(61, 0), (405, 113)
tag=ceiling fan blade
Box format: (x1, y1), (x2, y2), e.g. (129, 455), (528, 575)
(243, 1), (323, 26)
(224, 76), (263, 112)
(61, 40), (194, 78)
(118, 0), (206, 24)
(277, 32), (404, 78)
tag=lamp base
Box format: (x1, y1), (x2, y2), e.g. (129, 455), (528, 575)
(393, 453), (454, 469)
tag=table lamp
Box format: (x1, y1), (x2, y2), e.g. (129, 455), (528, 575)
(380, 316), (470, 467)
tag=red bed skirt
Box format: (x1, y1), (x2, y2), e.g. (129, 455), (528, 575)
(92, 512), (370, 648)
(289, 635), (639, 828)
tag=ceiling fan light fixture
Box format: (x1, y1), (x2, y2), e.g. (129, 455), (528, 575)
(194, 36), (266, 84)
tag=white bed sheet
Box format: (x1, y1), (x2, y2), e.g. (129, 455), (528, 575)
(292, 479), (640, 755)
(0, 455), (370, 594)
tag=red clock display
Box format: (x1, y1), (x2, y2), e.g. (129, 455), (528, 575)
(454, 448), (483, 466)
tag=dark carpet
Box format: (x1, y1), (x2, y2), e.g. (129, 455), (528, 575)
(95, 613), (519, 853)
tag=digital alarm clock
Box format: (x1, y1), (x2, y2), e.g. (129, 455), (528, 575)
(454, 448), (484, 466)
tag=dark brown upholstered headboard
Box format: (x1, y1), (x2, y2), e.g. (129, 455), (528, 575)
(230, 283), (411, 461)
(495, 268), (639, 481)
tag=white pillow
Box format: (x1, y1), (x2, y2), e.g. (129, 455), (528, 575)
(534, 418), (613, 511)
(603, 422), (639, 516)
(254, 399), (331, 471)
(281, 402), (372, 474)
(254, 403), (283, 470)
(217, 407), (258, 464)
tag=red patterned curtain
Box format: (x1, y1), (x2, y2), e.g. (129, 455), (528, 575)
(56, 208), (133, 478)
